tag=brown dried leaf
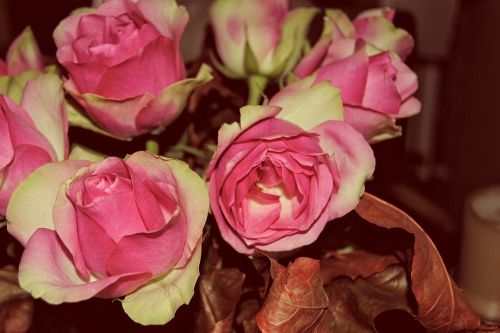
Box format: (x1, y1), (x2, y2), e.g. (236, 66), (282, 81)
(355, 193), (481, 332)
(0, 266), (34, 333)
(196, 268), (246, 333)
(325, 264), (413, 332)
(321, 249), (400, 284)
(256, 257), (332, 333)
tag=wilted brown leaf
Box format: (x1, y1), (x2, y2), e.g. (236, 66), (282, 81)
(321, 249), (400, 284)
(256, 257), (332, 333)
(196, 268), (246, 333)
(0, 266), (34, 333)
(355, 193), (481, 332)
(325, 264), (414, 332)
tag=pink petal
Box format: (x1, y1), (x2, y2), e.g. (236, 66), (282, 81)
(107, 215), (186, 276)
(313, 120), (375, 218)
(293, 38), (330, 78)
(94, 37), (181, 99)
(137, 0), (189, 42)
(0, 145), (52, 216)
(65, 79), (155, 138)
(18, 228), (151, 303)
(0, 107), (14, 170)
(397, 97), (421, 118)
(62, 62), (108, 94)
(1, 96), (55, 159)
(360, 52), (401, 114)
(344, 105), (400, 143)
(314, 49), (369, 104)
(75, 209), (117, 277)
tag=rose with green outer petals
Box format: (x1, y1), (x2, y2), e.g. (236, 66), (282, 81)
(206, 77), (375, 254)
(54, 0), (212, 138)
(6, 152), (209, 325)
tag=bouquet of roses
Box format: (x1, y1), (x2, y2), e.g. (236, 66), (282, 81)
(0, 0), (489, 332)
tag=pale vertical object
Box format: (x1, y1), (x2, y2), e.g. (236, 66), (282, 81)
(460, 186), (500, 323)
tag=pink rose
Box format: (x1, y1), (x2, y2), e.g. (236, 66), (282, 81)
(7, 152), (209, 325)
(54, 0), (212, 138)
(309, 45), (420, 143)
(294, 8), (420, 143)
(0, 27), (44, 76)
(210, 0), (317, 79)
(206, 77), (375, 254)
(0, 74), (67, 216)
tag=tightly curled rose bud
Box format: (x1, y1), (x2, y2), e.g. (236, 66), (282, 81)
(209, 0), (317, 80)
(6, 152), (209, 325)
(0, 74), (67, 216)
(206, 77), (375, 254)
(54, 0), (212, 138)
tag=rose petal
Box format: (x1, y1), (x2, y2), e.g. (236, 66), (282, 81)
(353, 8), (414, 60)
(0, 145), (52, 216)
(313, 120), (375, 218)
(6, 160), (90, 246)
(95, 37), (181, 99)
(18, 228), (151, 304)
(314, 49), (369, 105)
(6, 27), (43, 75)
(20, 74), (68, 161)
(270, 76), (344, 130)
(344, 105), (401, 143)
(106, 214), (186, 276)
(122, 242), (202, 325)
(126, 152), (208, 267)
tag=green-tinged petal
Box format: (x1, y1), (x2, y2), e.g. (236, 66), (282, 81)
(68, 144), (106, 162)
(166, 158), (208, 258)
(21, 74), (67, 161)
(137, 64), (212, 134)
(269, 7), (319, 77)
(325, 9), (356, 39)
(0, 71), (41, 104)
(6, 27), (43, 75)
(124, 152), (209, 264)
(122, 243), (202, 325)
(137, 0), (188, 41)
(65, 98), (127, 140)
(6, 160), (90, 246)
(210, 0), (247, 77)
(269, 76), (343, 130)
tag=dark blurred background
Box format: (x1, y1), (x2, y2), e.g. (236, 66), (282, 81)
(0, 0), (499, 330)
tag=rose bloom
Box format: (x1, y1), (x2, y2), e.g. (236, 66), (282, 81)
(0, 74), (67, 216)
(6, 152), (209, 325)
(210, 0), (317, 79)
(206, 77), (375, 254)
(54, 0), (211, 138)
(294, 8), (420, 143)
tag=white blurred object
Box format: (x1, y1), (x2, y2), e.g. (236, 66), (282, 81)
(460, 185), (500, 323)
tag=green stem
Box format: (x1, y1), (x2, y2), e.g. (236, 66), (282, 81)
(145, 139), (160, 155)
(247, 75), (268, 105)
